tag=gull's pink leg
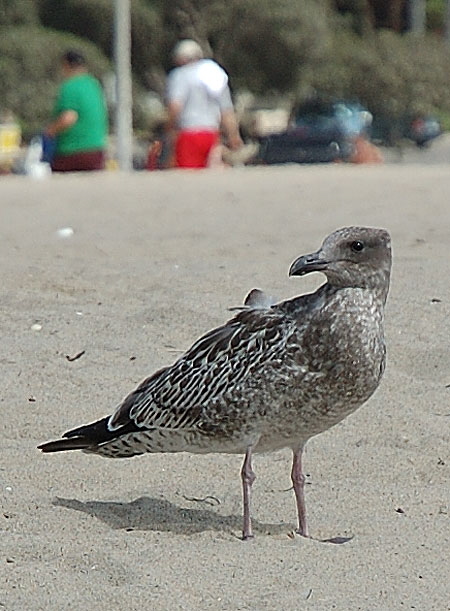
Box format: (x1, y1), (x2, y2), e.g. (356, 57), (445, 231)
(291, 447), (309, 537)
(241, 446), (256, 540)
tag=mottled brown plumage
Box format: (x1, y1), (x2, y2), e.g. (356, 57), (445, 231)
(39, 226), (392, 539)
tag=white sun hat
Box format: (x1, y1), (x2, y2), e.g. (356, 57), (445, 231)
(172, 39), (204, 62)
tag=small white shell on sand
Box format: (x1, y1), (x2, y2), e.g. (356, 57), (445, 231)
(56, 227), (74, 239)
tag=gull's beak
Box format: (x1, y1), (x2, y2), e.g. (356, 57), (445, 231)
(289, 251), (328, 277)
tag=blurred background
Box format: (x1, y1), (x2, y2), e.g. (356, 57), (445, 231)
(1, 0), (450, 169)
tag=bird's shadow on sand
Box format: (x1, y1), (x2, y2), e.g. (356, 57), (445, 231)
(53, 495), (288, 538)
(53, 497), (354, 543)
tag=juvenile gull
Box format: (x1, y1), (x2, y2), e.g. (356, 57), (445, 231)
(39, 226), (392, 540)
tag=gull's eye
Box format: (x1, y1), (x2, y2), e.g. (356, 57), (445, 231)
(350, 240), (365, 252)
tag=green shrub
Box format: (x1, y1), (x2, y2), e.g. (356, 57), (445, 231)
(38, 0), (164, 89)
(0, 0), (39, 25)
(221, 0), (332, 93)
(303, 27), (450, 121)
(427, 0), (446, 32)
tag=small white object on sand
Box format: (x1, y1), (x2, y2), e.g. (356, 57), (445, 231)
(56, 227), (74, 239)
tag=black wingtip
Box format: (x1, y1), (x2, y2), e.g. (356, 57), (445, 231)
(38, 437), (92, 453)
(38, 416), (112, 453)
(38, 415), (140, 454)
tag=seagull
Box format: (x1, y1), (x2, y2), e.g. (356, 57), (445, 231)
(39, 226), (392, 540)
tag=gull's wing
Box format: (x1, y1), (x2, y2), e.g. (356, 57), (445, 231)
(108, 306), (295, 433)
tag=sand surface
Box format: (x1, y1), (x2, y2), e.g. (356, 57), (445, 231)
(1, 164), (450, 610)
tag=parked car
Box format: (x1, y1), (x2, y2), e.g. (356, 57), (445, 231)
(253, 99), (372, 165)
(371, 114), (442, 148)
(408, 116), (442, 147)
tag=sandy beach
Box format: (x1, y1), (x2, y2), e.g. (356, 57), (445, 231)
(1, 163), (449, 610)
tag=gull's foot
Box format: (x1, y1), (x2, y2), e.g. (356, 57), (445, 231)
(287, 529), (310, 539)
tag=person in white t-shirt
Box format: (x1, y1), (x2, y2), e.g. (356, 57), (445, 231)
(165, 40), (242, 168)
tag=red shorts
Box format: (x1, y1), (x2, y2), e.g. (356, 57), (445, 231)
(175, 130), (219, 168)
(51, 150), (105, 172)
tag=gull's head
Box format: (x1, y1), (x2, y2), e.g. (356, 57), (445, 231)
(289, 227), (392, 299)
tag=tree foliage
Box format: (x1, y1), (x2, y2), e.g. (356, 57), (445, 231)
(1, 0), (450, 137)
(0, 0), (40, 25)
(305, 27), (450, 119)
(38, 0), (164, 88)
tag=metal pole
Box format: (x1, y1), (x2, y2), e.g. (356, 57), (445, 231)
(409, 0), (426, 34)
(445, 0), (450, 43)
(114, 0), (133, 171)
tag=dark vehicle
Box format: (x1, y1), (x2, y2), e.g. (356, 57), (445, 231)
(408, 116), (441, 147)
(254, 100), (372, 165)
(371, 115), (442, 148)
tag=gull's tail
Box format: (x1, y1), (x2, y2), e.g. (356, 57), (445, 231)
(38, 416), (116, 453)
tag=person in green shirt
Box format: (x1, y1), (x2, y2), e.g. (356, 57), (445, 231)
(46, 50), (108, 172)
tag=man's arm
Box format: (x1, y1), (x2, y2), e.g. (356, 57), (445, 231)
(166, 100), (182, 133)
(46, 110), (78, 137)
(165, 100), (183, 162)
(221, 108), (243, 150)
